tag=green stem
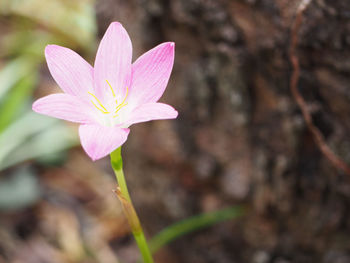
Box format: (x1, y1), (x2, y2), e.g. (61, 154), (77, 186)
(111, 148), (154, 263)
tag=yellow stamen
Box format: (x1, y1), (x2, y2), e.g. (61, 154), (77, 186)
(106, 79), (116, 97)
(91, 101), (110, 114)
(113, 103), (128, 117)
(115, 102), (128, 112)
(87, 84), (129, 117)
(114, 87), (129, 113)
(88, 92), (110, 114)
(113, 87), (129, 118)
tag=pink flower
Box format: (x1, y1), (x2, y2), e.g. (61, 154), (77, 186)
(33, 22), (178, 161)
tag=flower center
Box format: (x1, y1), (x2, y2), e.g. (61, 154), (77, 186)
(88, 80), (129, 118)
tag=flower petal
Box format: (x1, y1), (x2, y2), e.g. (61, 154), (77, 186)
(124, 103), (178, 126)
(79, 124), (130, 161)
(45, 45), (94, 98)
(129, 42), (175, 105)
(94, 22), (132, 101)
(32, 94), (95, 123)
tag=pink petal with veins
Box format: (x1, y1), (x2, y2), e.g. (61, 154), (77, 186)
(79, 124), (130, 160)
(124, 102), (178, 127)
(45, 45), (93, 99)
(32, 94), (95, 124)
(130, 42), (174, 105)
(94, 22), (132, 102)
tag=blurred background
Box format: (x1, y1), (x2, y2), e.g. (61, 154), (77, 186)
(1, 0), (350, 262)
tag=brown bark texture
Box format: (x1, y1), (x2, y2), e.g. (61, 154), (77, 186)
(96, 0), (350, 262)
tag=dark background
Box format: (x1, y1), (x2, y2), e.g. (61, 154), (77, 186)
(1, 0), (350, 262)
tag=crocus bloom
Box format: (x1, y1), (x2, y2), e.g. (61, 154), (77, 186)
(33, 22), (178, 160)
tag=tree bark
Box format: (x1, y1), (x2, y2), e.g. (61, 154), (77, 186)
(96, 0), (350, 262)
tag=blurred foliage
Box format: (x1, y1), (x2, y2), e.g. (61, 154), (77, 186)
(0, 112), (78, 171)
(0, 166), (40, 211)
(0, 0), (96, 172)
(0, 0), (96, 52)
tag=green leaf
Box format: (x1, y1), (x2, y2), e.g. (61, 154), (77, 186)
(149, 206), (245, 254)
(0, 72), (38, 133)
(1, 122), (79, 170)
(0, 57), (37, 101)
(0, 112), (79, 171)
(0, 112), (55, 164)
